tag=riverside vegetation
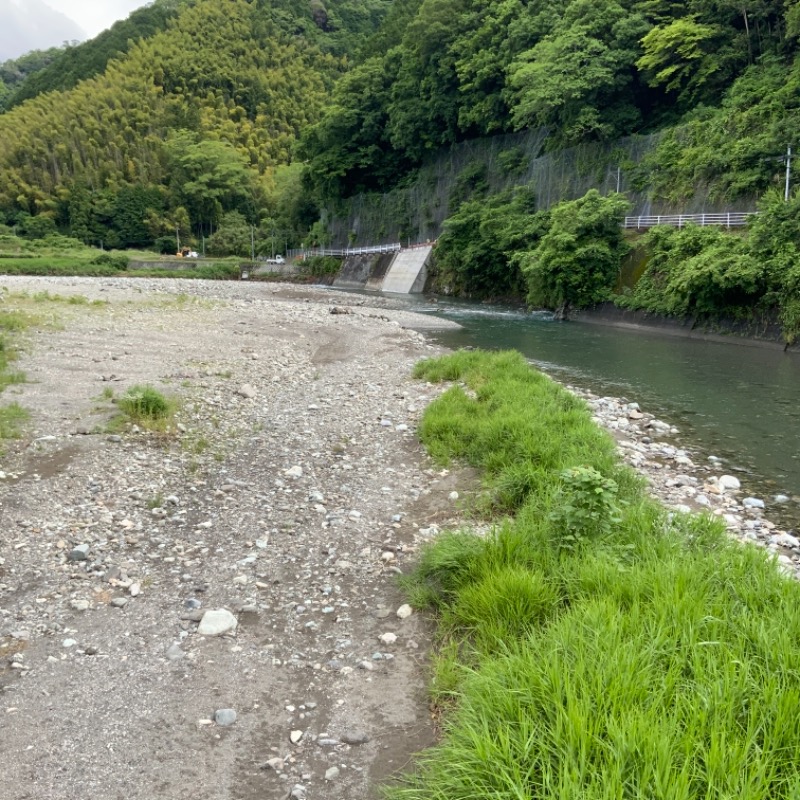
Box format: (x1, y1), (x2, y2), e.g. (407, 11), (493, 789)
(392, 349), (800, 799)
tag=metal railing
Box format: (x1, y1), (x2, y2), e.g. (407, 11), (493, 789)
(287, 243), (402, 259)
(623, 212), (755, 230)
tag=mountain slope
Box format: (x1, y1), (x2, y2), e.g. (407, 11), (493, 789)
(0, 0), (390, 247)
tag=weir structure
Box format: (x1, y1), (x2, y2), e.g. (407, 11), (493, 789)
(287, 243), (434, 294)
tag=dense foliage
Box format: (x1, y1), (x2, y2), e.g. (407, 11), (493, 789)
(619, 189), (800, 341)
(1, 0), (186, 111)
(303, 0), (795, 200)
(433, 188), (628, 309)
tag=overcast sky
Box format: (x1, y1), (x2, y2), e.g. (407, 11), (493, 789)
(43, 0), (145, 38)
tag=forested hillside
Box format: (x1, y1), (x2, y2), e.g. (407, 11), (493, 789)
(303, 0), (800, 204)
(0, 0), (390, 250)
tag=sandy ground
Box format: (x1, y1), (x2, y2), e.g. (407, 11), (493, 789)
(0, 277), (468, 800)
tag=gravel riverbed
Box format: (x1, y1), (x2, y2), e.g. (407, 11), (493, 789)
(0, 276), (796, 800)
(0, 277), (467, 800)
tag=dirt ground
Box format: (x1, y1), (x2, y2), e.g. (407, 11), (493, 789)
(0, 276), (469, 800)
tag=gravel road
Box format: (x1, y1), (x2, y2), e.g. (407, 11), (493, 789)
(0, 277), (467, 800)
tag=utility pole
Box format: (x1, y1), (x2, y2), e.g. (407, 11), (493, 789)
(616, 166), (621, 194)
(250, 226), (255, 261)
(176, 225), (180, 254)
(786, 145), (792, 202)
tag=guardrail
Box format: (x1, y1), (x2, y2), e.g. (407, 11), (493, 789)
(623, 213), (755, 229)
(287, 243), (402, 259)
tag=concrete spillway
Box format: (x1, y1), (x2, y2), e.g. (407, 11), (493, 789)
(333, 245), (433, 294)
(380, 245), (432, 293)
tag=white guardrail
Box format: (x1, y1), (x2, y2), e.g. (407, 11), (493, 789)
(287, 243), (402, 259)
(623, 212), (755, 229)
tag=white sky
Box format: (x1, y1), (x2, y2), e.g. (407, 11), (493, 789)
(45, 0), (145, 38)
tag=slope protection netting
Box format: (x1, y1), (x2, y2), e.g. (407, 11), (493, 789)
(326, 128), (759, 247)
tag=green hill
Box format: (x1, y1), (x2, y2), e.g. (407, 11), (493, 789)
(0, 0), (390, 249)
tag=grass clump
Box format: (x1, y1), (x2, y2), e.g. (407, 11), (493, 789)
(116, 385), (175, 430)
(392, 350), (800, 800)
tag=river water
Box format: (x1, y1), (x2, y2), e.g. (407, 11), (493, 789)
(393, 297), (800, 520)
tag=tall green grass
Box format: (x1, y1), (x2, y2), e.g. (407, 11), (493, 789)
(393, 350), (800, 799)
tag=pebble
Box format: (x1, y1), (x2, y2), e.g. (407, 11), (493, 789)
(342, 730), (370, 745)
(111, 597), (129, 608)
(379, 632), (397, 645)
(68, 544), (90, 561)
(325, 767), (340, 781)
(166, 643), (185, 661)
(743, 497), (765, 509)
(290, 730), (304, 744)
(70, 599), (90, 612)
(396, 604), (413, 619)
(214, 709), (237, 727)
(197, 608), (238, 636)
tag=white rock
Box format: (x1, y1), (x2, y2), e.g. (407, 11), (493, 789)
(379, 632), (397, 645)
(290, 730), (304, 744)
(396, 604), (413, 620)
(286, 466), (303, 478)
(718, 475), (741, 491)
(237, 384), (257, 399)
(743, 497), (765, 510)
(774, 494), (791, 504)
(198, 608), (238, 636)
(325, 767), (340, 781)
(448, 491), (459, 501)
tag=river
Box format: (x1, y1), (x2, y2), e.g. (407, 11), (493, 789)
(393, 297), (800, 524)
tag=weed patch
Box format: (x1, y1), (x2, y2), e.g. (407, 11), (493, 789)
(116, 385), (176, 431)
(393, 350), (800, 799)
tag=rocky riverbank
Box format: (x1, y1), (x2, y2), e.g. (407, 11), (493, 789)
(570, 387), (800, 577)
(0, 276), (797, 800)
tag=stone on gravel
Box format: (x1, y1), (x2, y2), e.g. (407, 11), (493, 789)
(718, 475), (741, 491)
(68, 544), (90, 561)
(379, 632), (397, 645)
(743, 497), (765, 509)
(342, 731), (370, 745)
(396, 604), (413, 620)
(325, 767), (341, 781)
(236, 384), (257, 399)
(290, 730), (304, 744)
(214, 709), (237, 727)
(197, 608), (238, 636)
(166, 643), (185, 661)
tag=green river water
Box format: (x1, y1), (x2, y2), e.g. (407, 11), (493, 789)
(400, 298), (800, 525)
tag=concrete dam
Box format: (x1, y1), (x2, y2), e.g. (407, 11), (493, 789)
(333, 245), (432, 294)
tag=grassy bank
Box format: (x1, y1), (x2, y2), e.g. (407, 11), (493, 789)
(393, 350), (800, 799)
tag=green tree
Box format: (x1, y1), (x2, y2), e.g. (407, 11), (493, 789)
(508, 0), (647, 143)
(520, 190), (630, 314)
(165, 131), (255, 232)
(206, 211), (253, 256)
(637, 17), (727, 106)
